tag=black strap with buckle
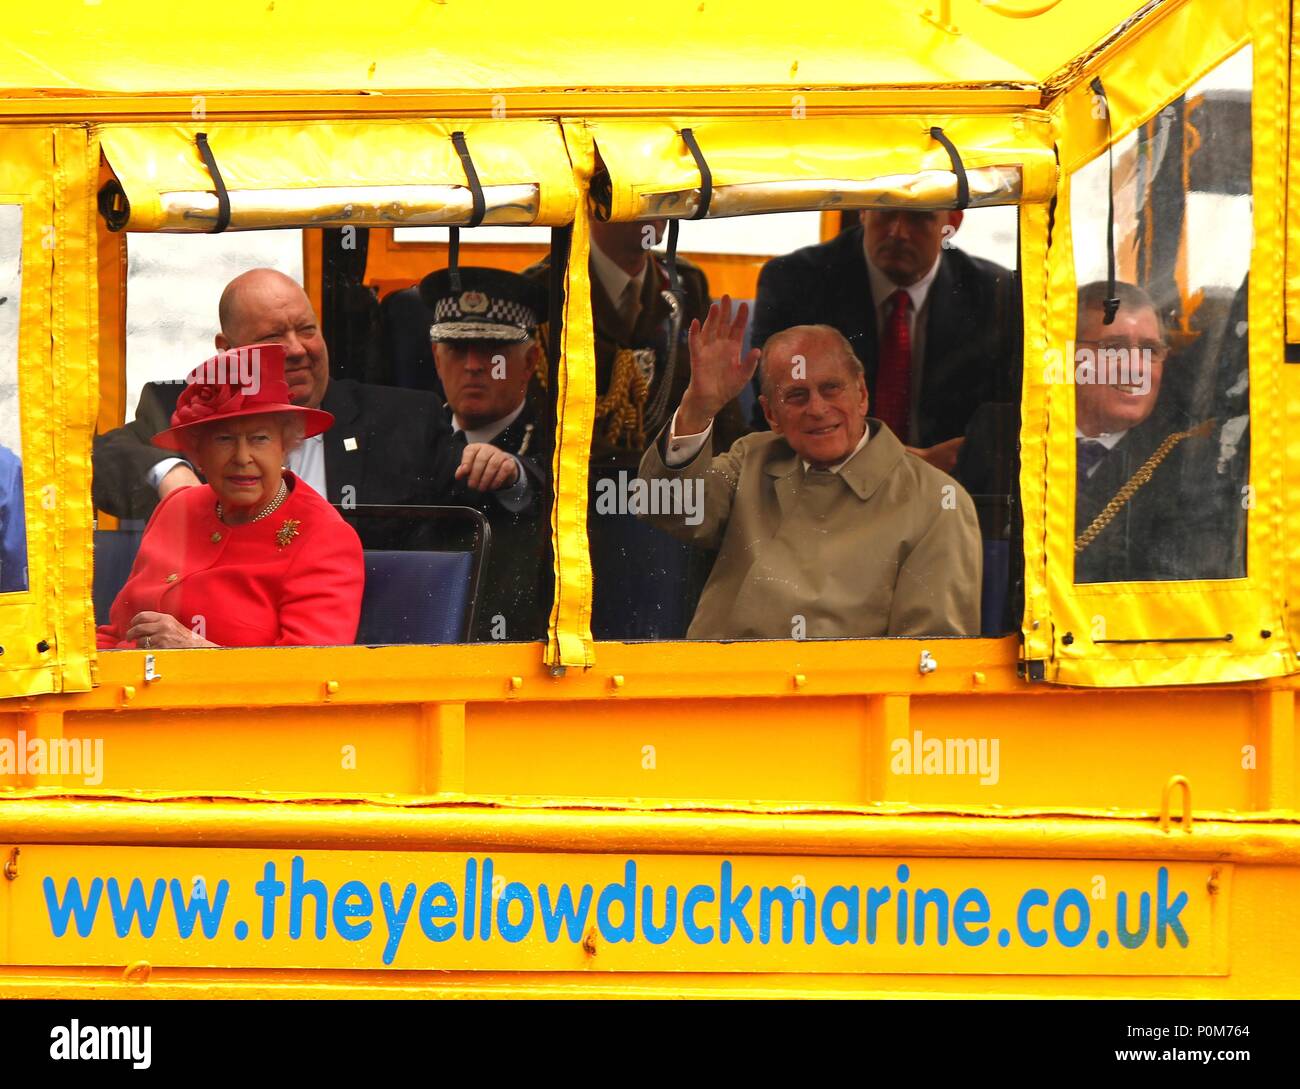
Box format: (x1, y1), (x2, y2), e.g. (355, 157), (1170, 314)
(929, 126), (970, 212)
(1088, 78), (1121, 325)
(194, 132), (232, 234)
(665, 127), (713, 297)
(449, 130), (487, 292)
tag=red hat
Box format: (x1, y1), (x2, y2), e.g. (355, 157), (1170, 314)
(152, 343), (335, 452)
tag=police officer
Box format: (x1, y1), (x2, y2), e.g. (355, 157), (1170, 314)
(419, 267), (553, 641)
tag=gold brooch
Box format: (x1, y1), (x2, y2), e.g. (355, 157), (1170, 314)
(275, 519), (301, 550)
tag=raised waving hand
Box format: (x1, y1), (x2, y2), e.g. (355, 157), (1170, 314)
(677, 295), (762, 435)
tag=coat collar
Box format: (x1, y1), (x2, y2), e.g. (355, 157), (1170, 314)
(762, 419), (904, 503)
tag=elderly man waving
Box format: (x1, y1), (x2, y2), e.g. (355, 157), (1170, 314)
(638, 297), (982, 640)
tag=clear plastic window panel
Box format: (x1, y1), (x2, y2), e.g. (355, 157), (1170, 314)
(587, 207), (1023, 641)
(94, 227), (553, 647)
(1069, 47), (1251, 584)
(0, 204), (27, 593)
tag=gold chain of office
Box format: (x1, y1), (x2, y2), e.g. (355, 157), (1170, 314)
(1074, 419), (1215, 554)
(595, 349), (652, 450)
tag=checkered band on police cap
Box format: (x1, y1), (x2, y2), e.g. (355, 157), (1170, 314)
(420, 267), (546, 344)
(432, 291), (537, 340)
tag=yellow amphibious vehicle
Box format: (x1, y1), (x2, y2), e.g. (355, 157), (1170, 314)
(1, 0), (1298, 997)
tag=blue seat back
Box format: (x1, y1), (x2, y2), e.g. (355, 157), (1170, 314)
(357, 550), (474, 645)
(93, 529), (143, 626)
(980, 539), (1011, 637)
(95, 531), (475, 645)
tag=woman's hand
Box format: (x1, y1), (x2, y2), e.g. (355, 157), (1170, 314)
(125, 611), (218, 649)
(456, 443), (521, 492)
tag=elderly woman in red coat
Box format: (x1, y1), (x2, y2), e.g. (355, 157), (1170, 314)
(96, 343), (364, 649)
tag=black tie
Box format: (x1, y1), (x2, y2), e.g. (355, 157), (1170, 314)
(1077, 438), (1108, 484)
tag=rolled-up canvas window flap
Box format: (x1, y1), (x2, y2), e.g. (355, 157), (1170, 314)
(614, 164), (1026, 220)
(587, 116), (1056, 222)
(96, 120), (578, 232)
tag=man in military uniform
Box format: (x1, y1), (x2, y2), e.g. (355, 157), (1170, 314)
(419, 267), (553, 641)
(1073, 280), (1237, 583)
(524, 219), (747, 639)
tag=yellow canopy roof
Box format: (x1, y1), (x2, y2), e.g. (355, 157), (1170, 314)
(3, 0), (1154, 99)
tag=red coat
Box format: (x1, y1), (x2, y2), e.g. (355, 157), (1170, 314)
(97, 472), (363, 648)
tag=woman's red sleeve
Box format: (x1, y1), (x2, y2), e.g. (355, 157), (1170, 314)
(275, 520), (365, 646)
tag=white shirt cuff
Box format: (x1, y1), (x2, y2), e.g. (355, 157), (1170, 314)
(493, 456), (532, 512)
(664, 408), (713, 467)
(146, 457), (190, 491)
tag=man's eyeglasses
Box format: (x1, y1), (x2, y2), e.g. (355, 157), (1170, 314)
(1076, 339), (1170, 362)
(778, 380), (853, 408)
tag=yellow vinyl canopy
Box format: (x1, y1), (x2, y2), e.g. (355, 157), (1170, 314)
(97, 121), (578, 232)
(1, 1), (1156, 98)
(586, 115), (1057, 221)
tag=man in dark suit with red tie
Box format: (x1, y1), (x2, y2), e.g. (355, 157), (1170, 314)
(750, 210), (1020, 475)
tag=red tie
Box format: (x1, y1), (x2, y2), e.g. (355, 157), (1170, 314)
(876, 289), (912, 444)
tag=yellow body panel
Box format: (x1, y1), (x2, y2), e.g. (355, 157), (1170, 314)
(0, 0), (1297, 996)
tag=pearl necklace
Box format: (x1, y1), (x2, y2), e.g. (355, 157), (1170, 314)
(216, 477), (288, 525)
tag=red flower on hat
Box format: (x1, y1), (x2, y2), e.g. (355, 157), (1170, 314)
(173, 381), (247, 428)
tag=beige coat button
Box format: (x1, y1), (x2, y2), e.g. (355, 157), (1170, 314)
(165, 573), (178, 583)
(210, 532), (222, 543)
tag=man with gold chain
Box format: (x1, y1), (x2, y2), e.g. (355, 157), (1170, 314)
(1072, 280), (1239, 583)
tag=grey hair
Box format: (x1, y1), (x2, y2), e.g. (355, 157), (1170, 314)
(758, 324), (866, 399)
(178, 411), (307, 460)
(1077, 280), (1167, 340)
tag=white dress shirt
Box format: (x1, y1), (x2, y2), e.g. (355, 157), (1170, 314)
(590, 237), (648, 322)
(864, 247), (941, 443)
(286, 433), (327, 496)
(1075, 426), (1127, 479)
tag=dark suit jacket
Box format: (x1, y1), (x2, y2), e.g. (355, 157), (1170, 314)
(442, 400), (553, 642)
(750, 226), (1020, 449)
(1075, 409), (1240, 584)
